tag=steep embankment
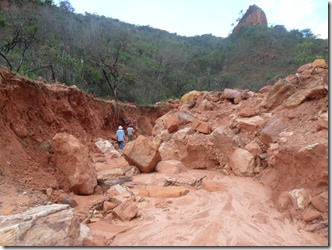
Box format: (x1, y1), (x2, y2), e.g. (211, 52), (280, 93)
(0, 66), (173, 190)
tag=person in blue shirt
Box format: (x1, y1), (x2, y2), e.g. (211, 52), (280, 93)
(116, 126), (125, 150)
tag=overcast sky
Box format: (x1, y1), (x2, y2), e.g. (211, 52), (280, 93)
(59, 0), (328, 39)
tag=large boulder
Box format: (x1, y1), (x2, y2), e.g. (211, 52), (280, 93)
(159, 133), (218, 169)
(266, 142), (328, 196)
(229, 148), (255, 176)
(261, 80), (295, 110)
(51, 133), (97, 195)
(123, 135), (161, 173)
(0, 204), (85, 246)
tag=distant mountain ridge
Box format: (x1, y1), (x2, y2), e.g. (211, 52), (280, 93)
(0, 1), (328, 104)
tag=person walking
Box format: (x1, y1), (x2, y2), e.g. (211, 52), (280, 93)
(116, 126), (125, 150)
(127, 124), (135, 141)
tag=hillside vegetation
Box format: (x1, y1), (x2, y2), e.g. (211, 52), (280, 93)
(0, 0), (328, 104)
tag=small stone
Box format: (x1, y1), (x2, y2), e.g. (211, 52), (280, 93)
(103, 201), (119, 213)
(114, 184), (127, 194)
(58, 196), (78, 208)
(202, 181), (227, 192)
(303, 208), (321, 222)
(125, 166), (141, 177)
(89, 217), (101, 223)
(254, 167), (261, 173)
(138, 186), (189, 198)
(105, 212), (115, 221)
(276, 191), (293, 211)
(279, 137), (287, 143)
(46, 188), (52, 197)
(270, 143), (279, 150)
(93, 185), (103, 195)
(310, 196), (327, 213)
(113, 200), (139, 221)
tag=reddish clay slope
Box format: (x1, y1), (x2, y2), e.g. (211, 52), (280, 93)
(0, 66), (172, 190)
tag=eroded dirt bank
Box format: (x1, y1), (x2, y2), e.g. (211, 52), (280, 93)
(0, 66), (173, 191)
(0, 59), (328, 246)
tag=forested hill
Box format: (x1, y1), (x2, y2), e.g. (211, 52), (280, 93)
(0, 0), (328, 104)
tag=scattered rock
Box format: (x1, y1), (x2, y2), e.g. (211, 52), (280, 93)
(178, 111), (195, 124)
(97, 168), (124, 179)
(305, 78), (328, 100)
(223, 88), (241, 100)
(166, 114), (179, 133)
(181, 90), (200, 104)
(261, 80), (295, 110)
(110, 184), (128, 195)
(202, 181), (227, 192)
(125, 166), (141, 177)
(155, 160), (187, 174)
(288, 189), (311, 209)
(303, 208), (321, 223)
(312, 59), (327, 69)
(233, 95), (242, 104)
(297, 63), (312, 73)
(239, 107), (256, 117)
(317, 112), (328, 131)
(39, 140), (52, 153)
(95, 139), (121, 157)
(0, 204), (82, 246)
(123, 135), (161, 173)
(245, 141), (262, 156)
(45, 188), (53, 197)
(138, 186), (189, 198)
(229, 148), (255, 177)
(276, 191), (293, 211)
(93, 185), (103, 195)
(236, 116), (265, 131)
(113, 200), (139, 221)
(58, 195), (78, 208)
(103, 199), (121, 213)
(192, 119), (212, 134)
(310, 196), (327, 213)
(260, 116), (286, 145)
(259, 85), (271, 93)
(201, 99), (214, 110)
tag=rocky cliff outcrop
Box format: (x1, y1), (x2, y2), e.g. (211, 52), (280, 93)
(233, 5), (267, 33)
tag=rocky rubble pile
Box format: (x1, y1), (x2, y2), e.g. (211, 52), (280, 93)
(118, 59), (328, 237)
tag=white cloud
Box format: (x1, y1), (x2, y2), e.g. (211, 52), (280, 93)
(253, 0), (328, 38)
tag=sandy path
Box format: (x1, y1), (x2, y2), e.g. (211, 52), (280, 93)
(102, 170), (326, 246)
